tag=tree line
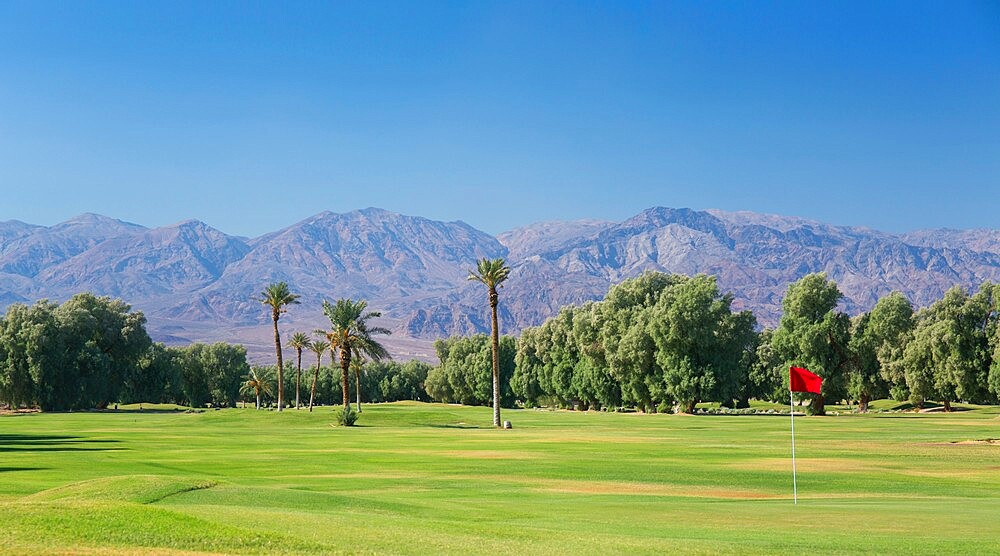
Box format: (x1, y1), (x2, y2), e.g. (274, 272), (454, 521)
(4, 270), (998, 416)
(254, 257), (511, 426)
(0, 291), (431, 412)
(513, 272), (1000, 414)
(427, 272), (1000, 415)
(241, 360), (432, 410)
(0, 293), (250, 410)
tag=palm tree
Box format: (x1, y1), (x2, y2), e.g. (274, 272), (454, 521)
(320, 298), (391, 407)
(258, 282), (300, 412)
(468, 257), (511, 428)
(307, 338), (329, 412)
(351, 353), (366, 413)
(241, 368), (273, 410)
(287, 332), (312, 410)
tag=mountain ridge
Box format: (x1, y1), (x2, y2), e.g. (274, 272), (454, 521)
(1, 207), (998, 362)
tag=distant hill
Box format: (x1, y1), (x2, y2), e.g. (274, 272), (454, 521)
(2, 206), (998, 362)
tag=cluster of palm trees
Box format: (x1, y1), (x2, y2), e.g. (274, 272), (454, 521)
(248, 257), (512, 427)
(254, 282), (392, 414)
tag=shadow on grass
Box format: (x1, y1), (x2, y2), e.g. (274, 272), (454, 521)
(0, 467), (46, 473)
(0, 433), (123, 453)
(425, 423), (485, 429)
(104, 408), (190, 414)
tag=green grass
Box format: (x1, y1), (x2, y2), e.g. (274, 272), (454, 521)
(2, 402), (999, 554)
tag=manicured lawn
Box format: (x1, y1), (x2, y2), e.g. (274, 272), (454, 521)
(2, 402), (999, 554)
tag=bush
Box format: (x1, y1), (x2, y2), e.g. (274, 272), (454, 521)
(334, 405), (359, 426)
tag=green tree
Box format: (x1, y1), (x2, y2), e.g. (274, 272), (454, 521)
(904, 285), (993, 410)
(258, 282), (300, 412)
(601, 273), (681, 412)
(55, 293), (152, 409)
(468, 257), (511, 427)
(364, 359), (432, 402)
(512, 327), (544, 406)
(320, 298), (391, 409)
(868, 292), (915, 400)
(989, 322), (1000, 401)
(771, 273), (850, 415)
(512, 271), (757, 413)
(846, 312), (883, 412)
(848, 291), (914, 410)
(177, 343), (249, 408)
(570, 303), (619, 410)
(287, 332), (312, 410)
(179, 344), (211, 407)
(202, 342), (250, 407)
(647, 275), (757, 413)
(748, 329), (783, 403)
(241, 367), (272, 410)
(427, 335), (516, 407)
(351, 354), (365, 413)
(122, 342), (182, 406)
(308, 338), (330, 412)
(0, 301), (59, 409)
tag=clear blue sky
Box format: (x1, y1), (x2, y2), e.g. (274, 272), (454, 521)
(1, 1), (997, 237)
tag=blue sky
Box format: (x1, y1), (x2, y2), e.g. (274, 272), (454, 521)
(1, 1), (997, 237)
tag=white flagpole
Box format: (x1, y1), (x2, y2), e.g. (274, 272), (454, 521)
(790, 389), (798, 505)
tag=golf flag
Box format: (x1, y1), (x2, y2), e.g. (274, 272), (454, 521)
(788, 366), (821, 505)
(789, 366), (822, 394)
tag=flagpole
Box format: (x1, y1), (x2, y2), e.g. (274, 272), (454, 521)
(790, 388), (797, 505)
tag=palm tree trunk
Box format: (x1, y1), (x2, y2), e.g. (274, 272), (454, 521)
(490, 288), (501, 428)
(295, 349), (302, 410)
(355, 367), (362, 413)
(341, 349), (351, 407)
(309, 357), (320, 412)
(256, 391), (261, 410)
(273, 314), (284, 412)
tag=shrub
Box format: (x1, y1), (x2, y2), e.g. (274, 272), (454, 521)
(334, 405), (359, 426)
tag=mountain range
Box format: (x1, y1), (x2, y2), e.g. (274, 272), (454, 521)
(2, 207), (998, 362)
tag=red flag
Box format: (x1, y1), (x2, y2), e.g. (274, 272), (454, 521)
(789, 366), (822, 394)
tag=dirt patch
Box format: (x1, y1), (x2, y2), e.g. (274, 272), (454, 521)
(919, 406), (972, 413)
(440, 450), (538, 460)
(729, 457), (881, 473)
(950, 439), (1000, 445)
(925, 419), (989, 426)
(314, 447), (540, 460)
(529, 478), (779, 499)
(283, 472), (432, 480)
(898, 468), (996, 479)
(19, 546), (222, 556)
(526, 435), (667, 444)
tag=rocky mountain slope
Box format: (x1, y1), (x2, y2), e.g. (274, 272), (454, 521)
(1, 206), (998, 361)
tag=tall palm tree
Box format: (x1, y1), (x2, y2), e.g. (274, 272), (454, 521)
(351, 353), (366, 413)
(307, 338), (330, 412)
(320, 298), (391, 407)
(468, 257), (511, 428)
(287, 332), (312, 410)
(258, 282), (300, 412)
(240, 368), (272, 410)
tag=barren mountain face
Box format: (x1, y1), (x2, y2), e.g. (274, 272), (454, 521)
(2, 207), (998, 361)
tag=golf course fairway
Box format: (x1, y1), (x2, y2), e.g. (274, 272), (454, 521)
(2, 402), (998, 554)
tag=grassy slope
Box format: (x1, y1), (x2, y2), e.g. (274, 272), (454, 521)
(2, 402), (999, 555)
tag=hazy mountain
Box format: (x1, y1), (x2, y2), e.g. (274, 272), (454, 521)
(1, 207), (998, 361)
(900, 229), (1000, 257)
(34, 219), (250, 298)
(167, 208), (507, 326)
(493, 207), (1000, 326)
(0, 213), (146, 278)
